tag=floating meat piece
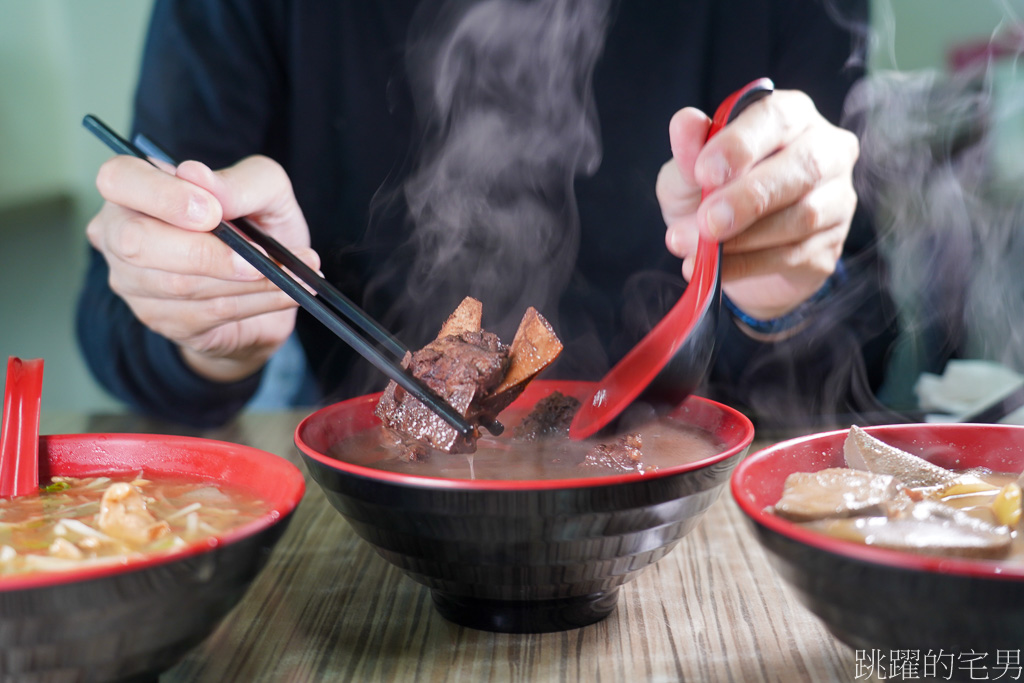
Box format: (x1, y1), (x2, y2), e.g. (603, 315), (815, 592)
(98, 482), (170, 546)
(582, 433), (646, 473)
(375, 297), (562, 454)
(772, 468), (909, 523)
(807, 501), (1013, 559)
(380, 426), (432, 463)
(514, 391), (581, 441)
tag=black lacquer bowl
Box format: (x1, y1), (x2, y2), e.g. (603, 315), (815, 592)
(731, 423), (1024, 657)
(0, 433), (305, 683)
(295, 379), (753, 633)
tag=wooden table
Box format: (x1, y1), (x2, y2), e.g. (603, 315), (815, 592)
(40, 411), (857, 682)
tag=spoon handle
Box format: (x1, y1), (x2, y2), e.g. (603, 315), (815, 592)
(0, 357), (44, 498)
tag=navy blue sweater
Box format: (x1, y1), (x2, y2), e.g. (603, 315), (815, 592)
(77, 0), (896, 428)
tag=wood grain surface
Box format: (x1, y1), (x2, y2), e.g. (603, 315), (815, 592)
(40, 411), (857, 683)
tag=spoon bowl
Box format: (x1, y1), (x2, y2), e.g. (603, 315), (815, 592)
(0, 357), (43, 498)
(570, 78), (774, 440)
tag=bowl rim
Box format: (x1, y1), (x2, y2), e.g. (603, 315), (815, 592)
(294, 382), (755, 491)
(0, 432), (305, 593)
(731, 423), (1024, 581)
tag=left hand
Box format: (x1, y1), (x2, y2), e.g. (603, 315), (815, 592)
(656, 89), (860, 320)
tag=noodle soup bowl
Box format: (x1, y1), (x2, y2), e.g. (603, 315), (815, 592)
(731, 423), (1024, 658)
(295, 379), (753, 633)
(0, 433), (305, 682)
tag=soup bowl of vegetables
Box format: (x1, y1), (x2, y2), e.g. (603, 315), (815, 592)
(731, 423), (1024, 660)
(295, 379), (754, 633)
(0, 432), (304, 682)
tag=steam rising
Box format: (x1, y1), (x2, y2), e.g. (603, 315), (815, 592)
(358, 0), (1024, 425)
(390, 0), (610, 343)
(844, 58), (1024, 396)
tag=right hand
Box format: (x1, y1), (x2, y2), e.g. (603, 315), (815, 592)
(89, 154), (319, 383)
(657, 91), (859, 322)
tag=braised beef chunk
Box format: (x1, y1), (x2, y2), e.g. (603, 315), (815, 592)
(582, 433), (645, 472)
(407, 331), (508, 398)
(376, 331), (510, 455)
(514, 391), (581, 441)
(375, 297), (563, 455)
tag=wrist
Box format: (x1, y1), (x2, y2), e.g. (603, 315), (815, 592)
(180, 346), (269, 384)
(725, 260), (847, 342)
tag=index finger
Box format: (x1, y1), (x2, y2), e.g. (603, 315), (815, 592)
(694, 90), (818, 190)
(95, 155), (224, 232)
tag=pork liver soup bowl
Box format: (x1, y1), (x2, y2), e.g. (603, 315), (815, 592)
(0, 433), (305, 683)
(294, 379), (754, 633)
(731, 423), (1024, 655)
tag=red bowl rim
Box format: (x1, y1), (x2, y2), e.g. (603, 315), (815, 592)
(295, 382), (755, 491)
(0, 432), (305, 593)
(731, 424), (1024, 581)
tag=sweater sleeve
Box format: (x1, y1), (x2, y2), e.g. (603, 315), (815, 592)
(75, 0), (285, 427)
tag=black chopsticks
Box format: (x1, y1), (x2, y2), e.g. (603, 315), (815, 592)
(82, 114), (485, 440)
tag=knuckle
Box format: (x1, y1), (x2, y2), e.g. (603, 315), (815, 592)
(106, 268), (127, 297)
(180, 329), (218, 355)
(841, 128), (861, 161)
(248, 154), (289, 187)
(161, 271), (197, 298)
(729, 130), (757, 169)
(797, 197), (824, 234)
(781, 243), (808, 272)
(158, 190), (195, 228)
(110, 215), (146, 260)
(799, 146), (826, 185)
(744, 178), (772, 218)
(840, 183), (858, 218)
(184, 236), (221, 275)
(85, 213), (105, 249)
(157, 320), (192, 344)
(205, 295), (242, 323)
(793, 90), (814, 112)
(783, 90), (815, 123)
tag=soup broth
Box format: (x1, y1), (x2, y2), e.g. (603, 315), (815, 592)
(0, 473), (269, 575)
(329, 417), (725, 480)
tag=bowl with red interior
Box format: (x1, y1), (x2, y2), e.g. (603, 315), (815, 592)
(294, 379), (754, 633)
(0, 432), (304, 682)
(731, 422), (1024, 660)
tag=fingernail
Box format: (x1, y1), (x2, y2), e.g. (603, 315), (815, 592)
(706, 201), (734, 238)
(703, 154), (730, 187)
(187, 194), (209, 224)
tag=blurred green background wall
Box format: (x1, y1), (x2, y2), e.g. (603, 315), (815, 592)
(0, 0), (151, 414)
(0, 0), (1021, 415)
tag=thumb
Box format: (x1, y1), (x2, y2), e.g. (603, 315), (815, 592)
(176, 156), (310, 249)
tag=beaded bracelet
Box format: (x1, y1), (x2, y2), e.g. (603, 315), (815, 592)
(724, 260), (847, 340)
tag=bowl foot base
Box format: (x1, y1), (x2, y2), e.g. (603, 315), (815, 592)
(430, 588), (620, 633)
